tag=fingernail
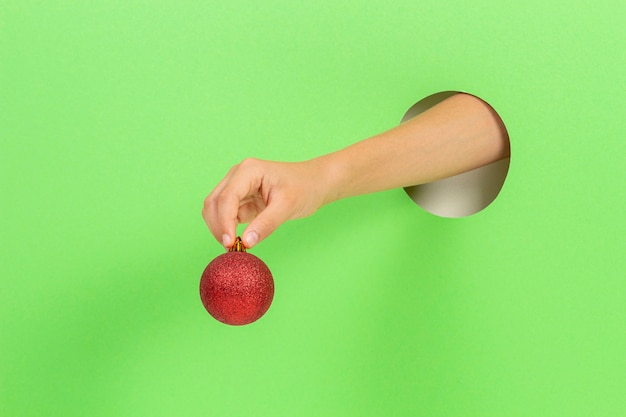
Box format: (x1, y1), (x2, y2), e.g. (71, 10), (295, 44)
(244, 231), (258, 247)
(222, 234), (232, 248)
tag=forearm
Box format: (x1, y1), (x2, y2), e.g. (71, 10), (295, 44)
(317, 93), (510, 203)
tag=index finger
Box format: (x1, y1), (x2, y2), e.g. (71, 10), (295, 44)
(203, 164), (239, 246)
(204, 161), (264, 248)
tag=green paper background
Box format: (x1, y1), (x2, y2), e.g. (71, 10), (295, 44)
(1, 1), (624, 416)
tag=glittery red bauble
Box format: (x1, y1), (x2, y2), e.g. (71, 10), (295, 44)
(200, 239), (274, 326)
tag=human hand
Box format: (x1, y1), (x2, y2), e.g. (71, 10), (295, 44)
(202, 94), (510, 249)
(203, 158), (331, 249)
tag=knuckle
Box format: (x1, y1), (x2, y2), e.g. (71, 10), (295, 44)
(203, 194), (219, 216)
(240, 157), (258, 165)
(216, 192), (231, 207)
(203, 194), (214, 209)
(238, 157), (262, 171)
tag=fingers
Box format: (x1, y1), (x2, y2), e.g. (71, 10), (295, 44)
(203, 158), (316, 249)
(203, 159), (266, 248)
(203, 162), (254, 248)
(215, 191), (243, 247)
(203, 165), (237, 246)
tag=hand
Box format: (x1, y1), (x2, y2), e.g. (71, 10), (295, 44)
(203, 158), (330, 248)
(203, 94), (510, 249)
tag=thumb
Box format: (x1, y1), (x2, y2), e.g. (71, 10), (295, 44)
(242, 199), (292, 248)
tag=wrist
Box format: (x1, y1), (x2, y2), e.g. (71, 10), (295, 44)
(309, 152), (350, 206)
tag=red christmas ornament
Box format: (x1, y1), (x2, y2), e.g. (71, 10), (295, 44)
(200, 237), (274, 325)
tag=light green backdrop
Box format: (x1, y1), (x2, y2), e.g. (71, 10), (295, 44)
(1, 1), (624, 416)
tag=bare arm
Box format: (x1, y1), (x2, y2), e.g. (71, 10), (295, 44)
(203, 93), (509, 248)
(319, 93), (509, 202)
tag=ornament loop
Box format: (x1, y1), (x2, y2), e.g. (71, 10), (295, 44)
(228, 236), (247, 253)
